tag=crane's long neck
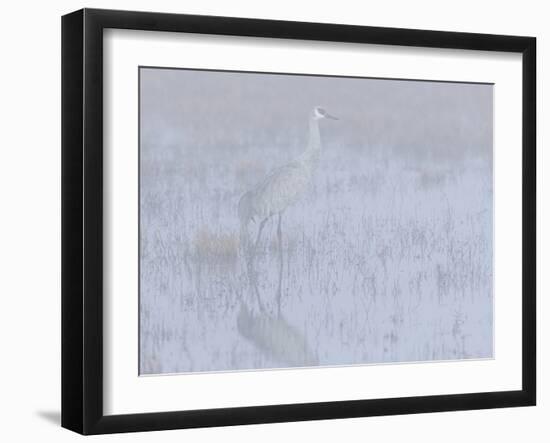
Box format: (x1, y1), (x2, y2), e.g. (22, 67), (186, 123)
(298, 116), (321, 167)
(308, 116), (321, 152)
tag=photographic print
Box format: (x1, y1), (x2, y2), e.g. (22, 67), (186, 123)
(139, 67), (493, 375)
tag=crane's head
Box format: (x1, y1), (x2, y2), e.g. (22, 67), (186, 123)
(313, 106), (338, 121)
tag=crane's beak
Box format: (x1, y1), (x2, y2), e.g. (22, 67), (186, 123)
(325, 113), (338, 120)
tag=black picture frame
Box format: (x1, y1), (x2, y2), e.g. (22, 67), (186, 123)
(62, 8), (536, 435)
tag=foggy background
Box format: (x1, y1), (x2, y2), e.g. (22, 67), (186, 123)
(140, 68), (492, 166)
(139, 67), (493, 375)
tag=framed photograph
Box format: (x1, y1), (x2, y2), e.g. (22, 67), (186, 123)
(61, 8), (536, 435)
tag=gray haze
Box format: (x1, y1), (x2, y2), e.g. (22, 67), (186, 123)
(139, 67), (493, 375)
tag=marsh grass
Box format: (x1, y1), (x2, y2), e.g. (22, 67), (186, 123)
(139, 141), (493, 374)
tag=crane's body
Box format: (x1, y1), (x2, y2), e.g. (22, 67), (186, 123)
(239, 158), (315, 225)
(239, 106), (338, 314)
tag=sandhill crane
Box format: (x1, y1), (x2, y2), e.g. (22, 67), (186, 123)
(239, 106), (338, 314)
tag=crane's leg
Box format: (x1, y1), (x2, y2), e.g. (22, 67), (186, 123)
(246, 217), (268, 312)
(246, 257), (265, 313)
(252, 217), (268, 259)
(276, 213), (284, 317)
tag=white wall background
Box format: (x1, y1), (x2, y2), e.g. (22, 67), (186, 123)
(0, 0), (545, 441)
